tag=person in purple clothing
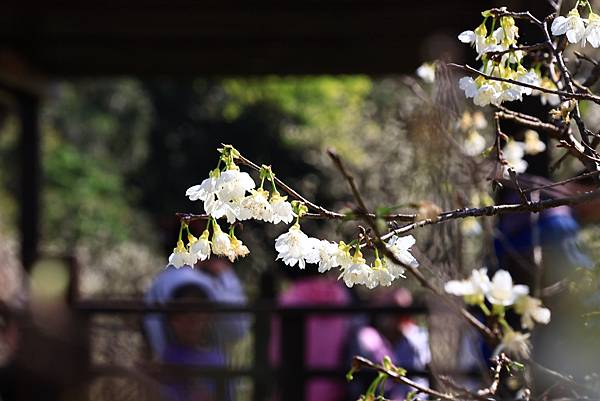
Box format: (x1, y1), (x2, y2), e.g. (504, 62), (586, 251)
(144, 258), (249, 401)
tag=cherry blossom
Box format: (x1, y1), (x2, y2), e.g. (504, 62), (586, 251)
(551, 8), (586, 44)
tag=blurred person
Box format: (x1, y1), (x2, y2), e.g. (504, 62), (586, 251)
(144, 257), (249, 401)
(346, 288), (430, 401)
(494, 173), (600, 383)
(269, 267), (352, 401)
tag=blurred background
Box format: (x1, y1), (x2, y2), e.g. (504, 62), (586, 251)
(2, 1), (600, 401)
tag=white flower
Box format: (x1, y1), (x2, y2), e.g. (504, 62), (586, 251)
(384, 258), (406, 279)
(474, 82), (501, 106)
(211, 224), (233, 256)
(305, 239), (344, 273)
(463, 129), (487, 156)
(269, 193), (295, 224)
(584, 12), (600, 47)
(486, 269), (529, 306)
(238, 189), (273, 221)
(461, 217), (482, 236)
(191, 169), (255, 224)
(168, 240), (196, 268)
(204, 195), (241, 224)
(498, 17), (519, 43)
(503, 140), (528, 174)
(458, 24), (487, 55)
(551, 9), (586, 44)
(186, 176), (217, 201)
(188, 230), (211, 262)
(214, 169), (256, 203)
(341, 253), (373, 288)
(444, 268), (490, 305)
(515, 69), (540, 97)
(536, 78), (561, 106)
(514, 295), (551, 330)
(523, 130), (546, 155)
(367, 258), (394, 288)
(416, 62), (436, 83)
(459, 76), (478, 98)
(495, 330), (531, 358)
(227, 235), (250, 262)
(386, 235), (419, 268)
(458, 30), (476, 44)
(275, 224), (313, 269)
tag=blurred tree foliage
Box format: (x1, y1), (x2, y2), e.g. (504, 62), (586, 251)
(0, 76), (378, 260)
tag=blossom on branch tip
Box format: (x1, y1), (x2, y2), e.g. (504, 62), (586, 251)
(269, 192), (295, 224)
(535, 78), (561, 106)
(274, 224), (314, 269)
(515, 295), (551, 329)
(551, 9), (586, 44)
(228, 234), (250, 262)
(444, 268), (490, 305)
(305, 239), (345, 273)
(238, 189), (272, 221)
(188, 230), (211, 262)
(584, 12), (600, 47)
(384, 258), (406, 279)
(169, 240), (195, 268)
(214, 169), (255, 203)
(211, 223), (233, 256)
(386, 235), (419, 268)
(486, 269), (529, 306)
(367, 257), (394, 288)
(341, 251), (373, 288)
(495, 330), (531, 358)
(186, 175), (217, 202)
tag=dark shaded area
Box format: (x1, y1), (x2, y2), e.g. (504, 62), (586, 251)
(0, 1), (554, 76)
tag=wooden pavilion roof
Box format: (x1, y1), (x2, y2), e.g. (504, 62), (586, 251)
(0, 0), (544, 78)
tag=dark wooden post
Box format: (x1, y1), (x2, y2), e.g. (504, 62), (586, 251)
(281, 309), (305, 401)
(17, 91), (40, 273)
(253, 272), (275, 401)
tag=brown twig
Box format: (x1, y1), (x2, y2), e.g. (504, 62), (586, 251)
(351, 356), (459, 401)
(327, 149), (497, 341)
(383, 189), (600, 238)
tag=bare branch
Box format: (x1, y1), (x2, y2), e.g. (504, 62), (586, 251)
(383, 189), (600, 237)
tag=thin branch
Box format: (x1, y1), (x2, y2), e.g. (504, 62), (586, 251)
(236, 153), (345, 219)
(327, 149), (496, 341)
(487, 8), (544, 27)
(522, 170), (600, 193)
(351, 356), (459, 401)
(383, 189), (600, 238)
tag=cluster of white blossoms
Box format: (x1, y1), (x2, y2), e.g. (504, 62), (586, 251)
(458, 13), (543, 107)
(501, 131), (546, 176)
(551, 4), (600, 48)
(168, 220), (251, 267)
(445, 268), (551, 357)
(169, 146), (294, 268)
(274, 222), (419, 289)
(186, 169), (294, 226)
(169, 145), (421, 289)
